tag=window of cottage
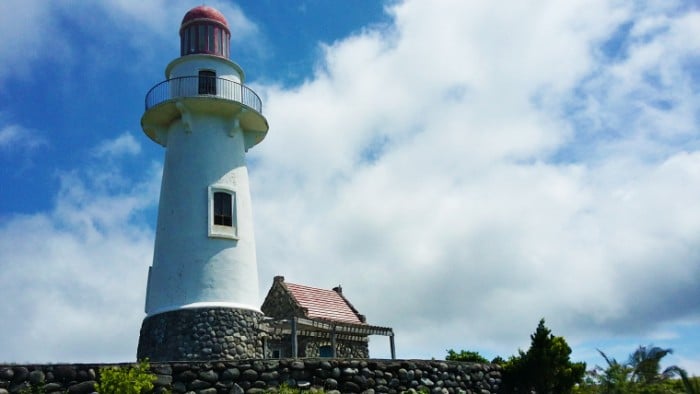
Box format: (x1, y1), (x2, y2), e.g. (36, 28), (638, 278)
(319, 345), (333, 358)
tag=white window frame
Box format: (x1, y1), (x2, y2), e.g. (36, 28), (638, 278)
(208, 185), (238, 240)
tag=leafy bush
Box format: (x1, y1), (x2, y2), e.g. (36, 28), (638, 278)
(445, 349), (489, 363)
(95, 360), (156, 394)
(268, 383), (326, 393)
(18, 383), (44, 394)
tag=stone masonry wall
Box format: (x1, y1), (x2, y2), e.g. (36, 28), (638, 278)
(0, 359), (502, 394)
(138, 308), (264, 362)
(260, 279), (307, 320)
(303, 338), (369, 359)
(266, 336), (369, 359)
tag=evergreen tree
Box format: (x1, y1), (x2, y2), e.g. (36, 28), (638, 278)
(502, 319), (586, 393)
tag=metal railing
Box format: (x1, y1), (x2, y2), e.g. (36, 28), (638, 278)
(145, 76), (262, 113)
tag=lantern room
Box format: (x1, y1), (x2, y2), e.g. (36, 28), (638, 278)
(180, 5), (231, 58)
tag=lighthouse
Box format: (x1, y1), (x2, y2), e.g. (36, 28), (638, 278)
(137, 6), (268, 361)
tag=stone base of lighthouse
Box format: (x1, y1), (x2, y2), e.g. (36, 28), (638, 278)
(137, 308), (264, 362)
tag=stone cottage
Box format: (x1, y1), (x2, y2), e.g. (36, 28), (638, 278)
(261, 276), (395, 359)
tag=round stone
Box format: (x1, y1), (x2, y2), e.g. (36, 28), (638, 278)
(12, 367), (28, 383)
(261, 371), (278, 381)
(343, 382), (361, 392)
(198, 370), (218, 383)
(67, 380), (97, 394)
(221, 368), (240, 380)
(343, 367), (358, 376)
(0, 368), (13, 380)
(172, 381), (186, 392)
(324, 378), (338, 389)
(179, 370), (197, 381)
(241, 369), (258, 381)
(28, 370), (45, 385)
(188, 379), (210, 390)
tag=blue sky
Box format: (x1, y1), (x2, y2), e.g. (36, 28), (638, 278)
(1, 0), (700, 376)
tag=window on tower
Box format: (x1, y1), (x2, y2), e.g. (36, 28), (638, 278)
(208, 25), (215, 53)
(198, 70), (216, 95)
(216, 28), (222, 56)
(208, 186), (238, 240)
(188, 27), (195, 53)
(198, 25), (206, 51)
(180, 23), (229, 57)
(213, 192), (232, 226)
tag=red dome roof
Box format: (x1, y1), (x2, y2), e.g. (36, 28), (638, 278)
(181, 5), (228, 29)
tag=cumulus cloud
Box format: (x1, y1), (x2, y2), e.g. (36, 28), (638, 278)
(0, 121), (48, 173)
(251, 0), (700, 361)
(0, 123), (47, 153)
(0, 0), (261, 84)
(0, 1), (57, 82)
(92, 132), (141, 158)
(0, 139), (159, 362)
(569, 7), (700, 162)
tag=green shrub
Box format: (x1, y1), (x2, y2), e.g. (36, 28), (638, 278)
(95, 360), (156, 394)
(445, 349), (489, 363)
(398, 389), (429, 394)
(267, 383), (326, 393)
(18, 383), (45, 394)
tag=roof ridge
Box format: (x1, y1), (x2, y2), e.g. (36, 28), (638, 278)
(286, 282), (334, 291)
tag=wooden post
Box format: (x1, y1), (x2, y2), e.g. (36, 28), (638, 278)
(291, 318), (298, 358)
(331, 325), (337, 358)
(390, 334), (396, 360)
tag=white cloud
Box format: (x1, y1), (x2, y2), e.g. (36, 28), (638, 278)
(0, 123), (47, 152)
(251, 0), (700, 365)
(0, 1), (57, 82)
(92, 132), (141, 158)
(0, 0), (262, 85)
(0, 139), (159, 362)
(570, 7), (700, 161)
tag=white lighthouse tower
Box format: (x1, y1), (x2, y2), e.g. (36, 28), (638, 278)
(137, 5), (268, 361)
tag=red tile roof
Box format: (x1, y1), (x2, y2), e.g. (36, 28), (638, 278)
(285, 282), (364, 324)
